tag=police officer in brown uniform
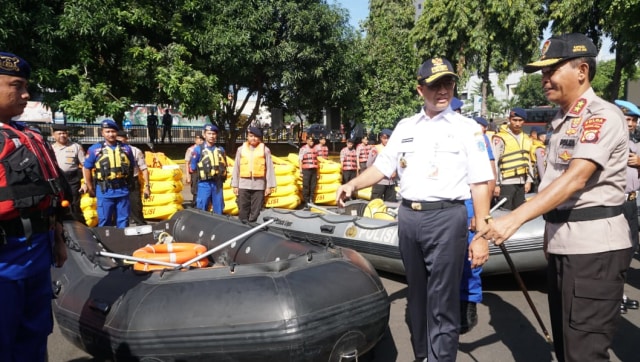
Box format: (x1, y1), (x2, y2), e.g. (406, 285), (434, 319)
(51, 124), (86, 223)
(475, 33), (632, 362)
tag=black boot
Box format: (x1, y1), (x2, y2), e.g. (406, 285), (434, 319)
(460, 301), (478, 334)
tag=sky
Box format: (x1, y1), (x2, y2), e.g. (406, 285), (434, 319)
(331, 0), (369, 29)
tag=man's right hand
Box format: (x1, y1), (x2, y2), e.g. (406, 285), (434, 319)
(336, 184), (356, 207)
(493, 185), (501, 197)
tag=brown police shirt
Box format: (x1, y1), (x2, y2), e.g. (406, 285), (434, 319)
(541, 88), (631, 254)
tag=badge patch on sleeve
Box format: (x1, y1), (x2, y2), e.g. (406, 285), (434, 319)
(477, 140), (486, 153)
(580, 117), (606, 143)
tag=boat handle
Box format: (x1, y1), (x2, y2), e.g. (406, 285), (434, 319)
(320, 225), (335, 234)
(88, 299), (111, 314)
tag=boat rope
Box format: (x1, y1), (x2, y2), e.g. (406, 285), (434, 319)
(267, 208), (398, 230)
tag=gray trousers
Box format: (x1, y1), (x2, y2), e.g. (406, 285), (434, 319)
(398, 203), (467, 361)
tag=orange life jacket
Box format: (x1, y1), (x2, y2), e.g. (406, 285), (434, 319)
(239, 142), (266, 178)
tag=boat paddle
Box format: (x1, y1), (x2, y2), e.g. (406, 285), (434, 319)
(489, 197), (553, 345)
(99, 250), (181, 268)
(177, 219), (275, 269)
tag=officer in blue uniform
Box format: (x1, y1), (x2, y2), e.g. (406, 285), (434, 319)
(190, 124), (227, 214)
(82, 119), (136, 227)
(460, 116), (497, 333)
(614, 99), (640, 313)
(0, 51), (68, 361)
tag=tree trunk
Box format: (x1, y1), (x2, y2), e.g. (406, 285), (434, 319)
(605, 50), (625, 102)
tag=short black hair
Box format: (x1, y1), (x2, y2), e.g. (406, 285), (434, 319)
(569, 57), (596, 81)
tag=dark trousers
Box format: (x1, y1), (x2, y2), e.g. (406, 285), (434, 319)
(622, 199), (639, 251)
(128, 181), (146, 225)
(371, 183), (396, 202)
(498, 183), (526, 210)
(398, 203), (467, 361)
(190, 172), (199, 207)
(148, 126), (157, 143)
(63, 170), (85, 224)
(237, 189), (265, 222)
(547, 248), (632, 362)
(342, 170), (357, 185)
(358, 161), (367, 173)
(161, 126), (172, 143)
(301, 168), (318, 204)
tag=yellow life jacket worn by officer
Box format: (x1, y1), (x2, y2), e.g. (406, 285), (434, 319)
(197, 146), (227, 180)
(239, 142), (266, 178)
(495, 131), (532, 179)
(530, 139), (545, 163)
(95, 143), (131, 187)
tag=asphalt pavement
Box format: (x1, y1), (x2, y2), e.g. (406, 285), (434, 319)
(47, 170), (640, 361)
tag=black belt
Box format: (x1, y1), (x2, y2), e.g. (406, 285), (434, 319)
(543, 205), (623, 223)
(401, 199), (464, 211)
(0, 215), (51, 240)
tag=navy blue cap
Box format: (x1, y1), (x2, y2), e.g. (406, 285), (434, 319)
(248, 126), (262, 137)
(51, 124), (68, 132)
(101, 119), (119, 130)
(0, 52), (31, 79)
(380, 129), (392, 137)
(450, 97), (463, 112)
(530, 126), (543, 134)
(510, 108), (527, 120)
(473, 116), (488, 127)
(614, 100), (640, 117)
(204, 124), (219, 132)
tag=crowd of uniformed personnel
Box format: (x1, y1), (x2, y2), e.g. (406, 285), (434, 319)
(6, 32), (640, 361)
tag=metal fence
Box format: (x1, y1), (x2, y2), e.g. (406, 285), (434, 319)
(38, 123), (346, 145)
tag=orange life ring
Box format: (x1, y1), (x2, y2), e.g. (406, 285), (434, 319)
(132, 243), (209, 271)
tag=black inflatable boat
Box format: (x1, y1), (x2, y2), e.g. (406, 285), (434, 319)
(52, 208), (390, 361)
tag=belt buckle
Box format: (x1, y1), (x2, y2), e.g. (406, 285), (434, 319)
(411, 202), (422, 211)
(629, 192), (637, 202)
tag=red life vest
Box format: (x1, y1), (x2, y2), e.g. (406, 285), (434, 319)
(314, 144), (328, 158)
(357, 144), (372, 163)
(300, 145), (318, 169)
(0, 123), (63, 221)
(341, 148), (357, 171)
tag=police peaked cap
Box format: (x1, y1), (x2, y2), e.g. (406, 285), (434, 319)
(524, 33), (598, 73)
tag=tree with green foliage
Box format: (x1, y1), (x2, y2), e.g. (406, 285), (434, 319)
(359, 0), (420, 133)
(411, 0), (545, 117)
(548, 0), (640, 101)
(513, 73), (549, 108)
(171, 0), (362, 152)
